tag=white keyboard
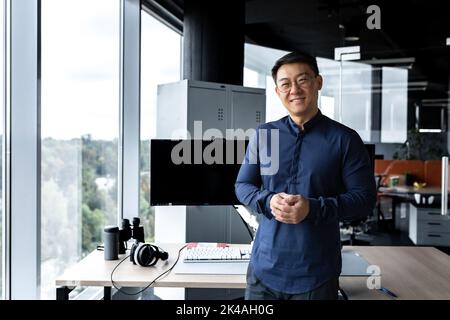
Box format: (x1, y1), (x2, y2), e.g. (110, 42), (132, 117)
(183, 246), (251, 263)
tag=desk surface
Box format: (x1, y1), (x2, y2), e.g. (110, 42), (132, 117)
(379, 186), (446, 195)
(340, 246), (450, 299)
(56, 244), (450, 300)
(56, 244), (249, 289)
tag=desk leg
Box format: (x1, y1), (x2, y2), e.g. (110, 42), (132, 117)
(104, 286), (112, 300)
(391, 197), (399, 233)
(56, 286), (73, 300)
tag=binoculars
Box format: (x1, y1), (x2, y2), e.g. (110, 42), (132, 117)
(103, 217), (145, 260)
(119, 217), (145, 254)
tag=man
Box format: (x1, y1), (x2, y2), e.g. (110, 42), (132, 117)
(235, 51), (376, 300)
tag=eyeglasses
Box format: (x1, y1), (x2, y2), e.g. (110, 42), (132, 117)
(276, 75), (316, 93)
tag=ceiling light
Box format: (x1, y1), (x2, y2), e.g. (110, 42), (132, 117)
(344, 36), (360, 42)
(422, 98), (450, 103)
(341, 19), (361, 43)
(359, 57), (415, 65)
(340, 52), (361, 60)
(419, 129), (443, 133)
(447, 37), (450, 46)
(334, 46), (360, 61)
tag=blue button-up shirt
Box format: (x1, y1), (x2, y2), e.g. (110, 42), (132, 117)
(235, 110), (376, 294)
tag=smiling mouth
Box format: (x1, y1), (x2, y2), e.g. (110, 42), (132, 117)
(290, 97), (305, 102)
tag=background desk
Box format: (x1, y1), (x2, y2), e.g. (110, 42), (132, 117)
(378, 186), (448, 230)
(55, 244), (450, 300)
(378, 186), (446, 195)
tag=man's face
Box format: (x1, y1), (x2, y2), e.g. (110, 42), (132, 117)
(275, 62), (323, 118)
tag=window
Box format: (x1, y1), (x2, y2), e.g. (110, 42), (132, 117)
(244, 44), (373, 139)
(140, 11), (181, 242)
(0, 0), (5, 300)
(381, 66), (408, 142)
(41, 0), (120, 299)
(317, 57), (340, 120)
(318, 58), (373, 142)
(244, 43), (289, 122)
(243, 67), (262, 89)
(340, 61), (372, 142)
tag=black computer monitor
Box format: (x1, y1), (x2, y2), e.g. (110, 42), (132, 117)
(150, 139), (248, 206)
(418, 106), (447, 132)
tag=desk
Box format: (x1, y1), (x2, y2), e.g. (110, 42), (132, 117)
(56, 243), (249, 300)
(379, 186), (446, 195)
(55, 244), (450, 300)
(378, 186), (447, 231)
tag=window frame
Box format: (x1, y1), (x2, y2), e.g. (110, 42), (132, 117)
(119, 0), (141, 224)
(6, 0), (40, 299)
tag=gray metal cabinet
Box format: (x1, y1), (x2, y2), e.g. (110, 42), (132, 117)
(157, 80), (265, 139)
(230, 89), (265, 132)
(409, 204), (450, 246)
(187, 85), (229, 135)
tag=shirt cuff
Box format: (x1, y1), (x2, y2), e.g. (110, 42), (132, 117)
(306, 197), (321, 225)
(256, 191), (275, 220)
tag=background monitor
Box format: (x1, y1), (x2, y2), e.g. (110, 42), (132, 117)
(150, 139), (248, 206)
(418, 105), (447, 132)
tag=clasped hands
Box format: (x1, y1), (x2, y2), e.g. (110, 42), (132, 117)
(270, 192), (310, 224)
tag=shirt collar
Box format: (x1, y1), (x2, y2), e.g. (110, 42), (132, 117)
(288, 109), (323, 134)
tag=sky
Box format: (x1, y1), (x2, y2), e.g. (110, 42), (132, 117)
(41, 0), (181, 140)
(41, 0), (120, 140)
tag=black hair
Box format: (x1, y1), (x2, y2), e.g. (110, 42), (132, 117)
(271, 51), (320, 83)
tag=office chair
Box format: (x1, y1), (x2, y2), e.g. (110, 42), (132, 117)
(340, 217), (372, 246)
(375, 174), (395, 232)
(340, 175), (376, 246)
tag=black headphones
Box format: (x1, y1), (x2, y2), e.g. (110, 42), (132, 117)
(130, 241), (169, 267)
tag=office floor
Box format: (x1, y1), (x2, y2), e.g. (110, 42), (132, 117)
(368, 230), (414, 246)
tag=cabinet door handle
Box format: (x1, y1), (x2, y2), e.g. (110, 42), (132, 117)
(428, 234), (441, 238)
(427, 212), (440, 216)
(428, 222), (441, 226)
